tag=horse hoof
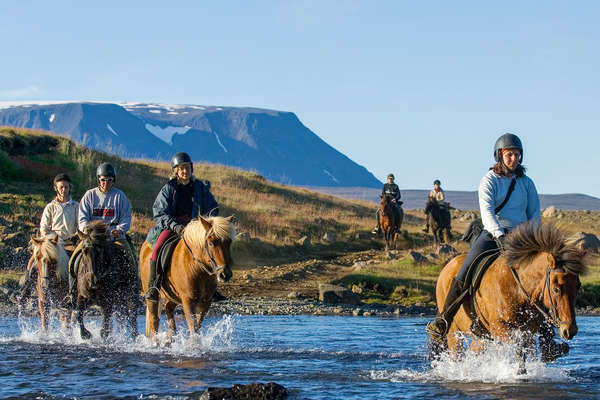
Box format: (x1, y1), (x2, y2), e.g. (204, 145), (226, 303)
(80, 329), (92, 340)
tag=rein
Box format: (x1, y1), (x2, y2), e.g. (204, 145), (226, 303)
(181, 231), (224, 276)
(508, 265), (565, 329)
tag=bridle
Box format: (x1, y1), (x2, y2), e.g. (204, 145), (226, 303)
(182, 229), (226, 276)
(508, 265), (571, 330)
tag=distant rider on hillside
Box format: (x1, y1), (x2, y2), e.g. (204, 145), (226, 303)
(143, 152), (224, 302)
(372, 173), (403, 235)
(60, 162), (137, 310)
(12, 173), (79, 306)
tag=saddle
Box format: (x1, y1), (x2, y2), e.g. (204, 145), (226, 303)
(156, 234), (181, 278)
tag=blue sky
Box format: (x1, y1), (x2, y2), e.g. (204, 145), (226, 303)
(2, 1), (599, 197)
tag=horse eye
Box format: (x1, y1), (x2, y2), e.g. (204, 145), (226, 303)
(553, 286), (561, 295)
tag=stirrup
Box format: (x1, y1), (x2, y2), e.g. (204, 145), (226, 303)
(426, 317), (448, 343)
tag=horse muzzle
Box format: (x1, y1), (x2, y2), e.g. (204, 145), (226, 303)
(217, 266), (232, 283)
(559, 322), (577, 340)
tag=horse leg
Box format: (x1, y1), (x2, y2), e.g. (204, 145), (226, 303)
(193, 303), (209, 333)
(101, 304), (113, 340)
(164, 301), (178, 343)
(76, 299), (92, 340)
(38, 297), (48, 331)
(446, 329), (465, 361)
(145, 299), (160, 342)
(181, 299), (200, 336)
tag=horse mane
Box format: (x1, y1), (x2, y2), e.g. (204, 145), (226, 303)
(182, 216), (236, 250)
(30, 232), (69, 271)
(84, 220), (108, 244)
(504, 221), (587, 275)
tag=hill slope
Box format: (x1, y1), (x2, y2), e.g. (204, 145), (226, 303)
(0, 102), (381, 188)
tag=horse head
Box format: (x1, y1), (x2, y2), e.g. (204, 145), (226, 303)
(29, 232), (67, 292)
(184, 216), (236, 283)
(77, 221), (110, 293)
(542, 254), (583, 340)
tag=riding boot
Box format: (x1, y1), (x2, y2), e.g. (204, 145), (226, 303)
(426, 278), (465, 343)
(144, 260), (161, 303)
(539, 321), (569, 362)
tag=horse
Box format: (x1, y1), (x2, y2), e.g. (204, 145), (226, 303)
(425, 199), (451, 245)
(74, 221), (139, 340)
(139, 216), (235, 342)
(431, 221), (586, 372)
(28, 232), (70, 330)
(379, 194), (403, 250)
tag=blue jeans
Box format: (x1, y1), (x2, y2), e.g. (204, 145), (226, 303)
(456, 230), (499, 284)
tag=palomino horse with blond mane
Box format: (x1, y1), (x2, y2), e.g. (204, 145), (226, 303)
(139, 216), (235, 341)
(431, 222), (586, 372)
(379, 194), (403, 250)
(28, 232), (70, 329)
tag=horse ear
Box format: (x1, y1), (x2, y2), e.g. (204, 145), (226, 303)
(30, 235), (42, 244)
(547, 253), (556, 268)
(225, 215), (234, 222)
(199, 216), (212, 231)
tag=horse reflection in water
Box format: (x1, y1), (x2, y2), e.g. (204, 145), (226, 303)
(74, 221), (139, 340)
(139, 216), (235, 343)
(28, 232), (70, 330)
(431, 221), (586, 373)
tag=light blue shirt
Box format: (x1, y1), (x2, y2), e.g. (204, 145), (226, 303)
(78, 187), (132, 239)
(478, 170), (541, 239)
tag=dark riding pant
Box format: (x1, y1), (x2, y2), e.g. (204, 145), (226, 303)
(455, 230), (499, 284)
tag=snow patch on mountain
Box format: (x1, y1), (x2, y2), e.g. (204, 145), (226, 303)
(323, 169), (339, 183)
(213, 132), (228, 153)
(49, 114), (55, 123)
(106, 123), (118, 136)
(145, 123), (191, 145)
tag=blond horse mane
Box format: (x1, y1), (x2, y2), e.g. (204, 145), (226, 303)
(182, 216), (236, 250)
(30, 232), (69, 279)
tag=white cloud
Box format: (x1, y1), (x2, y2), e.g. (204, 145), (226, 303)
(0, 85), (42, 99)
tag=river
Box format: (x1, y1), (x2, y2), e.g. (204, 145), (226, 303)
(1, 314), (598, 399)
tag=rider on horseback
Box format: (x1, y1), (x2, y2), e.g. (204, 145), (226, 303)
(60, 162), (137, 310)
(372, 173), (403, 235)
(12, 173), (79, 306)
(426, 133), (569, 361)
(423, 179), (448, 233)
(143, 152), (221, 303)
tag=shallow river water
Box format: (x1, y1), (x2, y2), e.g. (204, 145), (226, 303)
(0, 314), (598, 399)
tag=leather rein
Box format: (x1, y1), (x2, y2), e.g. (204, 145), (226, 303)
(508, 264), (568, 330)
(181, 229), (225, 276)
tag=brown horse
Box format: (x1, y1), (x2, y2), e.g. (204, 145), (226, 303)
(431, 222), (586, 370)
(139, 216), (235, 342)
(379, 194), (403, 250)
(74, 221), (139, 340)
(29, 232), (70, 330)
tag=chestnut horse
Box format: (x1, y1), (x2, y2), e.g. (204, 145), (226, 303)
(139, 216), (235, 341)
(379, 194), (403, 250)
(431, 222), (586, 371)
(74, 221), (139, 339)
(29, 232), (70, 329)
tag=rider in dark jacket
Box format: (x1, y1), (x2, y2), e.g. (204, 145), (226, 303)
(372, 173), (403, 234)
(143, 152), (219, 302)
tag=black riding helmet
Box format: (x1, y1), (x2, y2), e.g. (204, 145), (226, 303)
(171, 152), (193, 172)
(53, 173), (72, 185)
(433, 179), (441, 186)
(96, 162), (116, 182)
(494, 133), (523, 162)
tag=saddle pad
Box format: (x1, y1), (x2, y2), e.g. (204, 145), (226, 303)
(466, 250), (501, 294)
(157, 234), (181, 277)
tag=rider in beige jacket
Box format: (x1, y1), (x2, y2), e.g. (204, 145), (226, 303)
(423, 179), (445, 233)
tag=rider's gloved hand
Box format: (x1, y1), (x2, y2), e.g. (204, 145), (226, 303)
(173, 224), (185, 236)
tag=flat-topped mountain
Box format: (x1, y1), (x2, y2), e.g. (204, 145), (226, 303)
(0, 101), (381, 188)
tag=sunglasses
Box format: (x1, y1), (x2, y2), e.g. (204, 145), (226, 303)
(99, 178), (114, 183)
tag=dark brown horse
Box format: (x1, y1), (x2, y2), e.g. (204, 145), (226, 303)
(29, 232), (70, 330)
(431, 222), (586, 370)
(74, 221), (139, 340)
(139, 216), (235, 342)
(425, 199), (451, 245)
(379, 194), (403, 250)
